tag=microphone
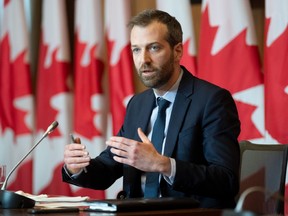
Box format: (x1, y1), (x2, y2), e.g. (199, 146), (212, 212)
(0, 121), (59, 209)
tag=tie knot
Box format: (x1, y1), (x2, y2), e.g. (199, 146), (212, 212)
(157, 97), (170, 112)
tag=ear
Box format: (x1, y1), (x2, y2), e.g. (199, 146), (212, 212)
(174, 43), (183, 62)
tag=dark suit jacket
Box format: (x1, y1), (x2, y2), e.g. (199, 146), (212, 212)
(62, 66), (241, 209)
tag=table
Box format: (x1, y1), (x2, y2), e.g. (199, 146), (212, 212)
(0, 208), (222, 216)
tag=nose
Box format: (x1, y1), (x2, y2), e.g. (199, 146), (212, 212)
(139, 50), (151, 64)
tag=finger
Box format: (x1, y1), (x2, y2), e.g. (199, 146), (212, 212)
(66, 143), (86, 150)
(72, 156), (90, 164)
(64, 151), (90, 164)
(106, 140), (129, 152)
(65, 150), (88, 159)
(113, 155), (129, 165)
(64, 156), (89, 164)
(66, 161), (90, 173)
(137, 128), (151, 144)
(109, 136), (132, 145)
(110, 147), (128, 158)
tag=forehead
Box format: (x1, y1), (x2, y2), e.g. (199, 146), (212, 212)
(130, 21), (168, 46)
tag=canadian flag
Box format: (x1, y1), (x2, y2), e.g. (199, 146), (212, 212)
(0, 0), (34, 193)
(198, 0), (265, 142)
(264, 0), (288, 144)
(35, 0), (72, 195)
(264, 0), (288, 213)
(73, 0), (106, 199)
(104, 0), (134, 198)
(156, 0), (197, 75)
(105, 0), (134, 136)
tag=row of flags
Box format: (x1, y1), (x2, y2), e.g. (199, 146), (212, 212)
(0, 0), (287, 206)
(0, 0), (133, 199)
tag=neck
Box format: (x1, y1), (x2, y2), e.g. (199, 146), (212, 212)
(154, 66), (182, 96)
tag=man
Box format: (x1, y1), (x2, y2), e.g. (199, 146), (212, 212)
(63, 9), (241, 209)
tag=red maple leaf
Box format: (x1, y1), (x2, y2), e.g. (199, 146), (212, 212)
(36, 35), (70, 136)
(198, 6), (263, 93)
(0, 34), (31, 136)
(264, 18), (288, 143)
(198, 6), (264, 141)
(74, 33), (105, 139)
(106, 36), (134, 135)
(236, 101), (262, 140)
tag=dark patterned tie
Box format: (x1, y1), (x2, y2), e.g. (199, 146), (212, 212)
(144, 97), (170, 198)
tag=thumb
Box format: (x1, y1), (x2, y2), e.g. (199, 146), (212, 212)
(137, 128), (151, 144)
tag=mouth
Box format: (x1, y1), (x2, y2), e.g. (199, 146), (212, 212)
(140, 66), (154, 73)
(142, 69), (153, 73)
(141, 69), (156, 77)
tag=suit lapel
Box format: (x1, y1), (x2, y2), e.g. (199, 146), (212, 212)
(164, 68), (194, 157)
(137, 90), (156, 136)
(124, 90), (155, 198)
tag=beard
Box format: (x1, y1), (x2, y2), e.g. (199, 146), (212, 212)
(137, 54), (175, 89)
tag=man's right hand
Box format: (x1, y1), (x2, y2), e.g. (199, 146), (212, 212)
(64, 137), (90, 174)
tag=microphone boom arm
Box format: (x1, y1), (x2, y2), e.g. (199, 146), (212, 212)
(1, 121), (58, 190)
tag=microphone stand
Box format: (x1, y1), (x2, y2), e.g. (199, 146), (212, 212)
(0, 121), (58, 209)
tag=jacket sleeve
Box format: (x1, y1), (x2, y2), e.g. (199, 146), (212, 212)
(62, 146), (123, 190)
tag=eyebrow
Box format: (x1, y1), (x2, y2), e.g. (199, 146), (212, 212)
(131, 42), (160, 48)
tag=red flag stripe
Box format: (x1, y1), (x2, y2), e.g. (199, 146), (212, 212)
(35, 0), (72, 195)
(73, 0), (106, 199)
(105, 0), (134, 135)
(0, 0), (34, 193)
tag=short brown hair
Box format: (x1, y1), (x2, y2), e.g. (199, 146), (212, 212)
(128, 9), (183, 48)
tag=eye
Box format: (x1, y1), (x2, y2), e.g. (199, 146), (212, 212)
(150, 44), (160, 52)
(132, 47), (140, 54)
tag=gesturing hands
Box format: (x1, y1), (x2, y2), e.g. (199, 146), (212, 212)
(106, 128), (171, 176)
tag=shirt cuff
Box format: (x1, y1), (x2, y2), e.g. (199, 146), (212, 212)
(163, 158), (176, 185)
(63, 164), (83, 179)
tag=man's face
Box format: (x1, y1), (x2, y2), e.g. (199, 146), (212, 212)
(130, 21), (178, 91)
